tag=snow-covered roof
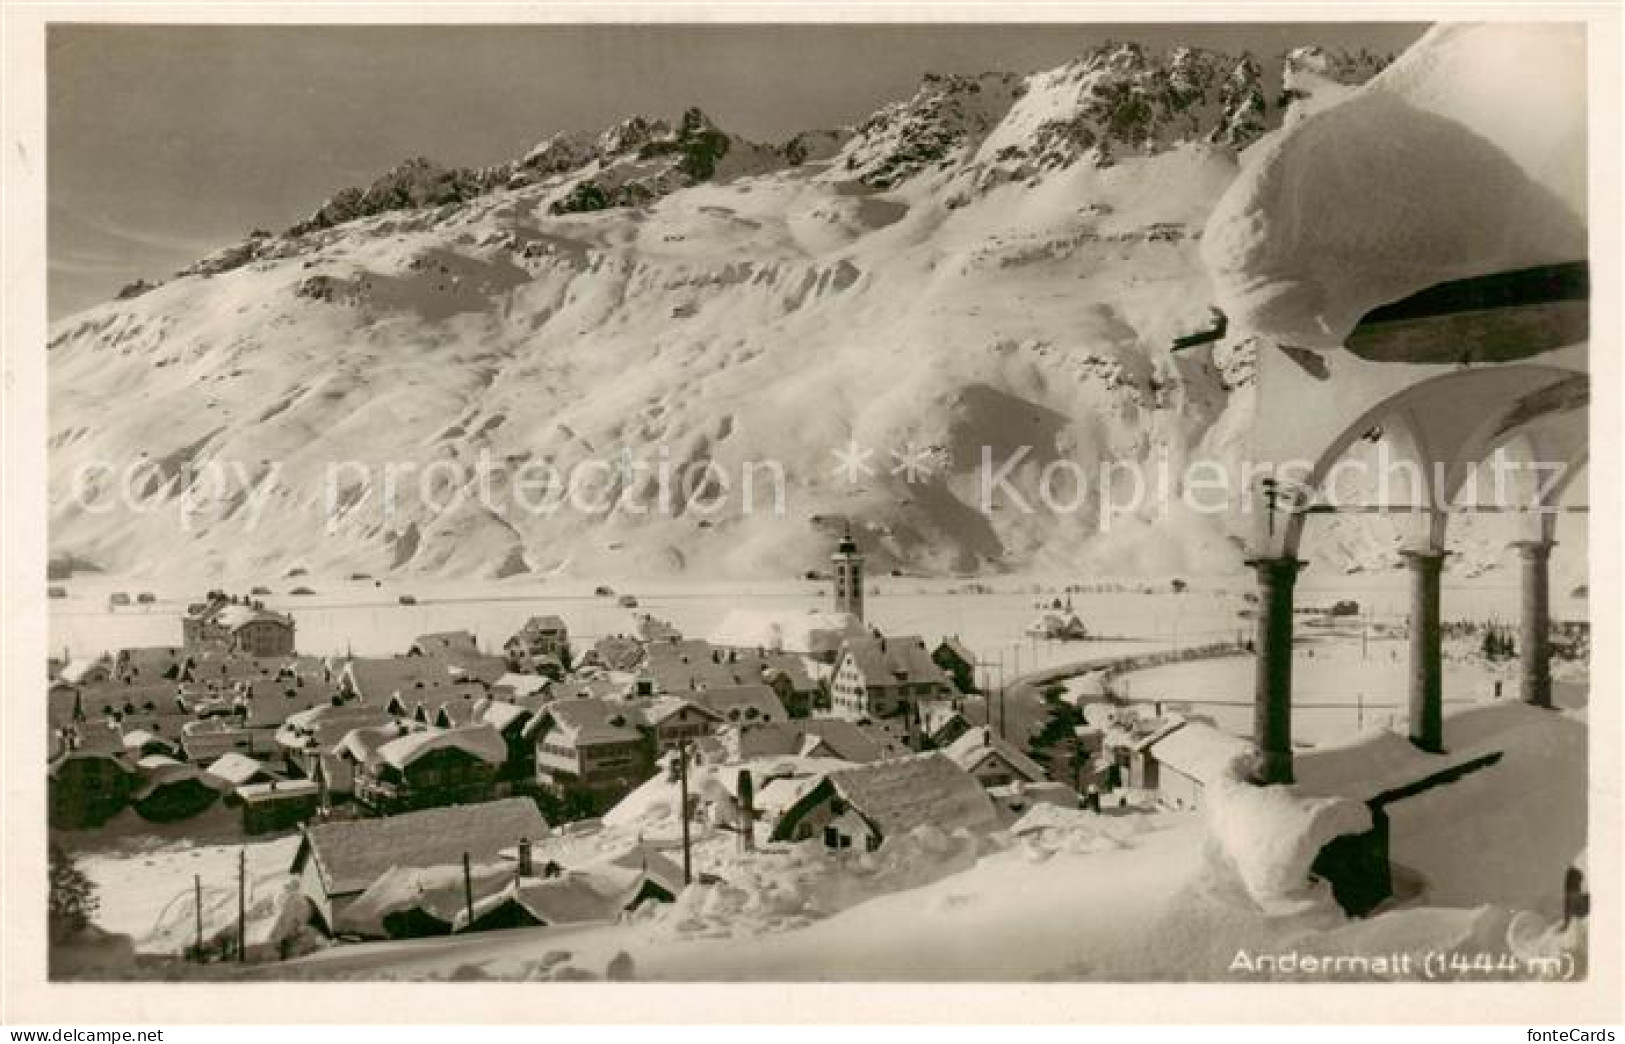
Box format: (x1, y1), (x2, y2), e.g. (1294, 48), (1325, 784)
(277, 704), (395, 750)
(298, 797), (548, 896)
(59, 658), (111, 685)
(987, 780), (1077, 811)
(1143, 721), (1254, 785)
(754, 774), (825, 818)
(586, 843), (685, 900)
(708, 608), (866, 657)
(943, 726), (1049, 784)
(479, 700), (533, 731)
(512, 615), (568, 637)
(132, 756), (207, 800)
(492, 673), (550, 698)
(729, 719), (883, 765)
(641, 697), (721, 727)
(1203, 23), (1586, 349)
(839, 635), (952, 689)
(338, 861), (516, 937)
(643, 640), (817, 694)
(409, 631), (478, 655)
(819, 753), (999, 839)
(373, 723), (507, 772)
(508, 876), (618, 926)
(214, 604), (294, 632)
(121, 729), (172, 751)
(689, 685), (788, 725)
(203, 752), (269, 787)
(525, 698), (644, 745)
(342, 656), (458, 699)
(237, 779), (319, 804)
(332, 722), (408, 763)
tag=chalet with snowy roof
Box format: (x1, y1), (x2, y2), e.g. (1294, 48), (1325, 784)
(48, 729), (137, 828)
(491, 672), (552, 701)
(337, 655), (480, 705)
(503, 615), (570, 670)
(409, 631), (479, 658)
(932, 636), (979, 694)
(237, 778), (321, 835)
(464, 696), (540, 780)
(183, 595), (297, 657)
(275, 704), (396, 793)
(341, 840), (680, 940)
(131, 756), (220, 822)
(291, 796), (548, 935)
(688, 685), (788, 728)
(524, 699), (657, 813)
(1133, 720), (1253, 810)
(584, 634), (645, 672)
(943, 726), (1050, 790)
(641, 640), (819, 716)
(829, 634), (953, 739)
(724, 719), (885, 765)
(770, 752), (998, 851)
(350, 723), (508, 814)
(548, 676), (633, 703)
(640, 697), (724, 752)
(203, 752), (280, 792)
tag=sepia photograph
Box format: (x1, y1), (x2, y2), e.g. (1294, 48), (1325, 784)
(2, 1), (1620, 1026)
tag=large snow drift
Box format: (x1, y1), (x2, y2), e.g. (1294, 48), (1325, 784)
(1203, 23), (1586, 348)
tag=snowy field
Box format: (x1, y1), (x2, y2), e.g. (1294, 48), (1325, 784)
(48, 567), (1581, 665)
(1103, 634), (1522, 746)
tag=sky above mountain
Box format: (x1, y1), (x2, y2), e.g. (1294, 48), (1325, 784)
(48, 22), (1426, 318)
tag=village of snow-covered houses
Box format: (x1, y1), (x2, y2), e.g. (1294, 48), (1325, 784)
(37, 21), (1597, 985)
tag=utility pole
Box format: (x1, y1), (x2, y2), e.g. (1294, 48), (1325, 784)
(236, 848), (246, 963)
(193, 874), (203, 960)
(677, 741), (693, 885)
(737, 769), (755, 854)
(462, 852), (475, 930)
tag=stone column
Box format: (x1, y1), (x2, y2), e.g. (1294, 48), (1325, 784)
(1247, 556), (1303, 785)
(1511, 539), (1555, 709)
(1401, 549), (1447, 753)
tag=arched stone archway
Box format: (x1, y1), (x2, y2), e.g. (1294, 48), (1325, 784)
(1236, 279), (1587, 785)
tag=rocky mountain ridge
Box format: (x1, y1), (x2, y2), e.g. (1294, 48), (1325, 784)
(51, 41), (1458, 585)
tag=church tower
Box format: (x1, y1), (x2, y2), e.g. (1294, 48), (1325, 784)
(832, 520), (865, 622)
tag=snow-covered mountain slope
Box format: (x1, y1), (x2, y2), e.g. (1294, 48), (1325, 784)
(50, 42), (1434, 584)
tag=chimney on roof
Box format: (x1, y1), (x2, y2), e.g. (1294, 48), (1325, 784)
(518, 836), (533, 878)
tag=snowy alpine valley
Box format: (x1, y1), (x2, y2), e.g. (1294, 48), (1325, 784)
(42, 22), (1593, 984)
